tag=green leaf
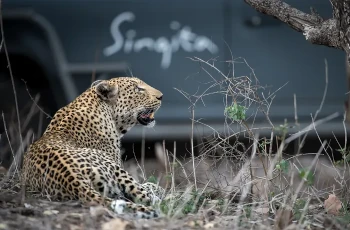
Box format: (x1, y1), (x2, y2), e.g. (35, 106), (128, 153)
(280, 159), (289, 173)
(147, 175), (158, 184)
(225, 103), (246, 121)
(293, 199), (307, 220)
(299, 169), (314, 186)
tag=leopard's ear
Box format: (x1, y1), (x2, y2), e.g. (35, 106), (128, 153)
(91, 80), (104, 88)
(93, 80), (118, 101)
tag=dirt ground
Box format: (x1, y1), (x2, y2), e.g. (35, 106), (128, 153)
(0, 185), (346, 230)
(0, 171), (234, 230)
(0, 193), (235, 230)
(0, 157), (349, 230)
(0, 195), (346, 230)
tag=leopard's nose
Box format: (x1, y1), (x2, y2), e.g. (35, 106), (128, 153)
(156, 95), (163, 101)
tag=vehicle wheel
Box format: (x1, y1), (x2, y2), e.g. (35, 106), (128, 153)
(0, 71), (53, 169)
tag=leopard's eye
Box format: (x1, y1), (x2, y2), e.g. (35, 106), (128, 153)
(135, 85), (145, 93)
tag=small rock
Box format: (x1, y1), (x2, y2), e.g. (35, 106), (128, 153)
(69, 213), (83, 218)
(254, 207), (269, 214)
(0, 166), (7, 174)
(24, 203), (34, 209)
(69, 225), (82, 230)
(204, 222), (217, 229)
(43, 210), (59, 215)
(187, 220), (204, 228)
(0, 223), (8, 230)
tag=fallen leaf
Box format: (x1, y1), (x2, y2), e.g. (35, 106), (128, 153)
(102, 218), (134, 230)
(324, 194), (342, 215)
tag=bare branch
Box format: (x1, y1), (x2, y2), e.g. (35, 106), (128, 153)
(244, 0), (345, 50)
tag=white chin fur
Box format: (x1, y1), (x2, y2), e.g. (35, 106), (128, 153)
(146, 120), (156, 128)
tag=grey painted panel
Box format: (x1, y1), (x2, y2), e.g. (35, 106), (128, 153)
(3, 0), (347, 128)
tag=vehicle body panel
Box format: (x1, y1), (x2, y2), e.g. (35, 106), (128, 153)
(2, 0), (347, 138)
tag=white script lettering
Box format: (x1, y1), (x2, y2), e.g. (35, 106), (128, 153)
(103, 12), (219, 69)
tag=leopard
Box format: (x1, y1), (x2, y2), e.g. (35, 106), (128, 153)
(22, 77), (165, 219)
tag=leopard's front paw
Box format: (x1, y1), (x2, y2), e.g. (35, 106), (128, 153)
(110, 199), (159, 219)
(126, 185), (151, 204)
(110, 200), (127, 214)
(134, 206), (159, 219)
(141, 182), (165, 203)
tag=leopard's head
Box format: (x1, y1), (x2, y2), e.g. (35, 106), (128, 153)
(92, 77), (163, 128)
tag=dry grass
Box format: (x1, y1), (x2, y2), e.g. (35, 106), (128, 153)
(121, 55), (350, 229)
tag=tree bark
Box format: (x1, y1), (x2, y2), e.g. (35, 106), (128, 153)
(244, 0), (350, 121)
(330, 0), (350, 62)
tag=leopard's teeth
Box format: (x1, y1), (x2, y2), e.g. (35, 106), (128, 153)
(149, 112), (154, 119)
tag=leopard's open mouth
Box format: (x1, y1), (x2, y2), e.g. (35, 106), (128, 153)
(137, 109), (155, 126)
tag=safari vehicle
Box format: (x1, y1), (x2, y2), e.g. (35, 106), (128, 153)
(0, 0), (348, 144)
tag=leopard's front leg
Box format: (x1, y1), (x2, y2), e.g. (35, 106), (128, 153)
(113, 166), (161, 204)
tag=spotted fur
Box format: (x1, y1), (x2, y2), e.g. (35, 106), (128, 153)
(22, 77), (164, 218)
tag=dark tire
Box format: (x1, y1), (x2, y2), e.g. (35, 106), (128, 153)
(0, 62), (55, 169)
